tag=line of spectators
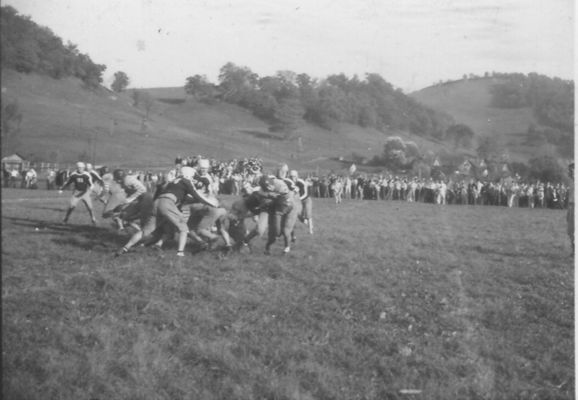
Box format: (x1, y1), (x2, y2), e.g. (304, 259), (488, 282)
(310, 175), (571, 210)
(4, 158), (570, 211)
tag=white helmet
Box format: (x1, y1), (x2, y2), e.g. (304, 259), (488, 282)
(198, 159), (210, 169)
(277, 163), (289, 178)
(289, 170), (299, 179)
(76, 161), (86, 170)
(181, 166), (195, 180)
(86, 163), (93, 170)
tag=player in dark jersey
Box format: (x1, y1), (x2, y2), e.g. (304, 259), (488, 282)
(59, 162), (97, 225)
(185, 158), (223, 246)
(116, 166), (201, 257)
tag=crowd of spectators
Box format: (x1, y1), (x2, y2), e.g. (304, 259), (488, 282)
(3, 157), (571, 210)
(310, 175), (571, 209)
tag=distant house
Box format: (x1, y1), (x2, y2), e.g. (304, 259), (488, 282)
(1, 153), (26, 171)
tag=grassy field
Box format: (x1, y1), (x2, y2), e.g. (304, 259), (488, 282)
(2, 188), (574, 400)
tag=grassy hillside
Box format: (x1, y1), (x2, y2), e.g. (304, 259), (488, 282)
(2, 189), (574, 399)
(1, 69), (250, 168)
(1, 70), (452, 173)
(411, 78), (556, 162)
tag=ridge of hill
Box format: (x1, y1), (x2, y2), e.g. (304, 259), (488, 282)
(410, 77), (572, 162)
(1, 70), (452, 172)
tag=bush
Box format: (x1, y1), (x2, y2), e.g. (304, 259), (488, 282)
(528, 155), (564, 183)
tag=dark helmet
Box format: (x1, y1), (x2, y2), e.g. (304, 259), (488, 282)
(259, 175), (275, 191)
(113, 169), (126, 182)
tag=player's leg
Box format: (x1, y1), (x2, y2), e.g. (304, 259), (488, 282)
(82, 193), (97, 224)
(265, 211), (278, 254)
(63, 193), (81, 223)
(158, 197), (189, 256)
(197, 206), (221, 246)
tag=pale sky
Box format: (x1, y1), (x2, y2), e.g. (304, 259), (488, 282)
(4, 0), (575, 92)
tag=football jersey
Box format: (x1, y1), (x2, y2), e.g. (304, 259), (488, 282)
(63, 171), (93, 192)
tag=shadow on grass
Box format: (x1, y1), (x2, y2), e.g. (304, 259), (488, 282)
(33, 206), (67, 212)
(6, 216), (242, 259)
(5, 216), (125, 251)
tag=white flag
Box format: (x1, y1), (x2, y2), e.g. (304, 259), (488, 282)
(349, 163), (357, 174)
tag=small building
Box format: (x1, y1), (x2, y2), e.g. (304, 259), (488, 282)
(1, 153), (26, 172)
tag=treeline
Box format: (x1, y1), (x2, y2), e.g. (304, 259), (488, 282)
(0, 6), (106, 88)
(186, 62), (458, 139)
(490, 72), (574, 132)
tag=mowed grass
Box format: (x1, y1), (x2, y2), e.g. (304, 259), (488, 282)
(2, 188), (574, 400)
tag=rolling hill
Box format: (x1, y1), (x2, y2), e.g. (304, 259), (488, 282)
(1, 69), (451, 173)
(3, 68), (570, 174)
(410, 77), (572, 163)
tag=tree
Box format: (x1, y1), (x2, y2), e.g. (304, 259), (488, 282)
(1, 99), (23, 154)
(446, 123), (475, 149)
(249, 91), (278, 120)
(275, 70), (299, 99)
(404, 141), (420, 159)
(185, 74), (219, 103)
(509, 161), (529, 179)
(218, 62), (258, 105)
(76, 53), (106, 89)
(528, 155), (564, 183)
(476, 136), (500, 161)
(111, 71), (129, 92)
(270, 97), (305, 138)
(1, 5), (107, 84)
(315, 83), (348, 126)
(382, 136), (407, 169)
(14, 39), (39, 73)
(296, 73), (319, 120)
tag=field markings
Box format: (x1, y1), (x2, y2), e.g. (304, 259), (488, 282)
(434, 212), (498, 398)
(449, 268), (497, 397)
